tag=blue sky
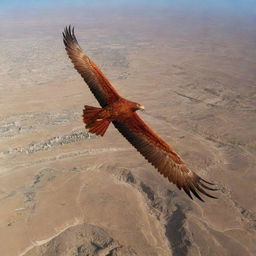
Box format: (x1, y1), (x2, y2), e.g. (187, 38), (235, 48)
(0, 0), (256, 19)
(1, 0), (256, 10)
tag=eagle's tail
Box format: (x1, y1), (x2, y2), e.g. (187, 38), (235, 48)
(83, 105), (111, 136)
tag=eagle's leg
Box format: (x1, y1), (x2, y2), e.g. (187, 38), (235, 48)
(83, 105), (111, 136)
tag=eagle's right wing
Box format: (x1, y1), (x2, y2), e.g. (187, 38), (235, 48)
(113, 113), (217, 202)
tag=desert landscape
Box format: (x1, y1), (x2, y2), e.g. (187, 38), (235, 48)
(0, 1), (256, 255)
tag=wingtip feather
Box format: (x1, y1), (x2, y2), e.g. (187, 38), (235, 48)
(183, 187), (193, 200)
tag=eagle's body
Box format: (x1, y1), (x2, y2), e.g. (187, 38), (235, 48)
(82, 98), (142, 136)
(98, 98), (143, 122)
(63, 26), (217, 201)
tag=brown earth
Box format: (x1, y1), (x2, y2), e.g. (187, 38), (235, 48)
(0, 1), (255, 255)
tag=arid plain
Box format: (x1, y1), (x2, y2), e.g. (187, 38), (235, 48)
(0, 1), (256, 255)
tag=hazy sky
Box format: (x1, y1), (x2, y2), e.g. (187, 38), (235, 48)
(0, 0), (255, 42)
(1, 0), (256, 16)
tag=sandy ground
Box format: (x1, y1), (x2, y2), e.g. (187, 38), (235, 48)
(0, 1), (256, 255)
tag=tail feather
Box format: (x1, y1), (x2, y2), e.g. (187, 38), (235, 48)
(83, 105), (102, 124)
(89, 119), (110, 136)
(83, 105), (110, 136)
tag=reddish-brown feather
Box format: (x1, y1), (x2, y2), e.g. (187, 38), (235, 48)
(123, 113), (183, 164)
(113, 113), (217, 201)
(63, 26), (120, 107)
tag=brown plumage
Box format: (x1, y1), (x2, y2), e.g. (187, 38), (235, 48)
(63, 26), (217, 202)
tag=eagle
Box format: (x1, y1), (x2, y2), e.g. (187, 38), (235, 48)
(63, 26), (217, 202)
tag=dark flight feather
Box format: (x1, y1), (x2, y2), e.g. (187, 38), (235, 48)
(113, 113), (217, 202)
(63, 25), (120, 107)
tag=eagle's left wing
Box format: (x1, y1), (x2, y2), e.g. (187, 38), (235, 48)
(63, 26), (121, 107)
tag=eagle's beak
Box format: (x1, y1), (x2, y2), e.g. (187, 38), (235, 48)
(139, 105), (145, 111)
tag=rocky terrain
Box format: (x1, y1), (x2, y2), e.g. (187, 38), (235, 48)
(0, 1), (256, 255)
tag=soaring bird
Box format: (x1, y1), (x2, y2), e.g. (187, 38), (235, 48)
(63, 26), (217, 201)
